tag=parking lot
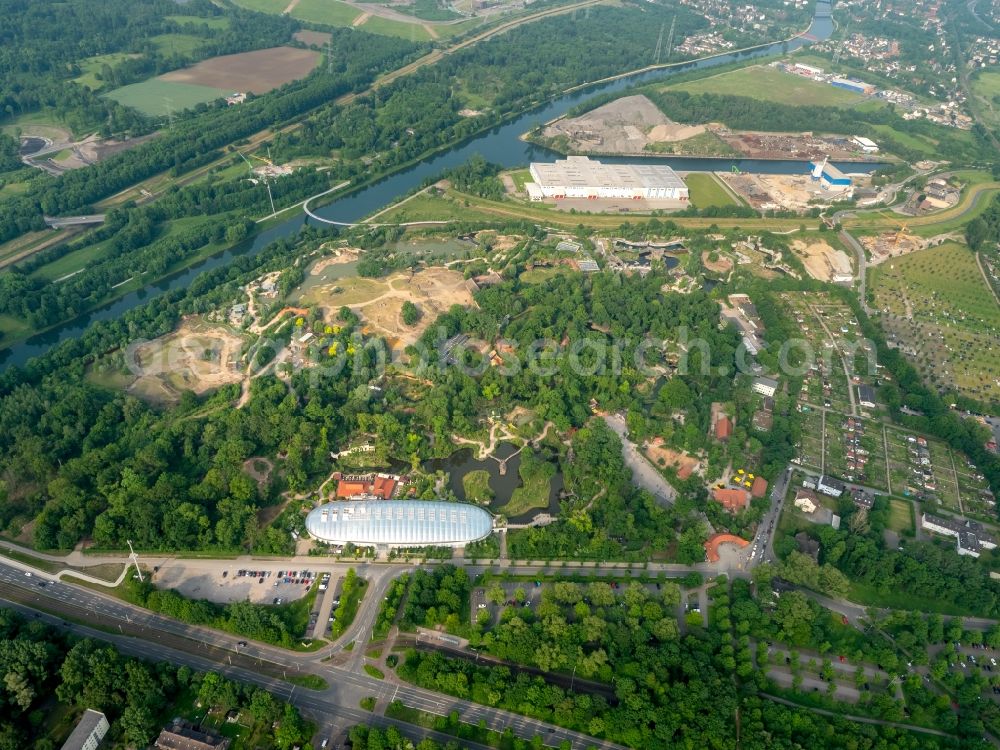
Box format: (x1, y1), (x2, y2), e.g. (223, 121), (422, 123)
(151, 562), (320, 605)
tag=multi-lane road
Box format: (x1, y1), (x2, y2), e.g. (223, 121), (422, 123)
(0, 559), (628, 750)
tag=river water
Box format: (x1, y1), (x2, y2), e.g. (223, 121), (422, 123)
(1, 2), (839, 370)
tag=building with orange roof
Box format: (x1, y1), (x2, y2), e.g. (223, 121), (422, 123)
(333, 472), (399, 500)
(751, 476), (768, 498)
(715, 417), (733, 441)
(704, 533), (750, 562)
(712, 487), (749, 512)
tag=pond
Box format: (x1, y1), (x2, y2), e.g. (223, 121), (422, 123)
(423, 441), (564, 523)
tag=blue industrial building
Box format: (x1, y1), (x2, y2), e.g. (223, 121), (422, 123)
(810, 160), (852, 189)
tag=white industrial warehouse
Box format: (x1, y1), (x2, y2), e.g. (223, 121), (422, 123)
(527, 156), (689, 201)
(305, 500), (493, 548)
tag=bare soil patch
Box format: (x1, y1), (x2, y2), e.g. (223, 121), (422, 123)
(792, 240), (853, 282)
(644, 439), (700, 480)
(702, 251), (733, 274)
(540, 94), (705, 155)
(293, 29), (332, 45)
(159, 47), (320, 93)
(126, 318), (246, 404)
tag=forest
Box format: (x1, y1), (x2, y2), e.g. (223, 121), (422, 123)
(0, 608), (313, 750)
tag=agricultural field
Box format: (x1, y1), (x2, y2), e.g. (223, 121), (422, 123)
(106, 79), (231, 117)
(389, 0), (461, 22)
(685, 172), (740, 209)
(665, 65), (866, 107)
(357, 15), (435, 41)
(229, 0), (289, 14)
(158, 47), (321, 93)
(73, 53), (143, 90)
(869, 242), (1000, 404)
(289, 0), (363, 26)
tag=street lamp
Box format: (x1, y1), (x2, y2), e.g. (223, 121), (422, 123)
(126, 539), (143, 582)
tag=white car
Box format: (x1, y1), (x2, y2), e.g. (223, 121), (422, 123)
(24, 571), (31, 577)
(992, 658), (997, 666)
(477, 603), (488, 609)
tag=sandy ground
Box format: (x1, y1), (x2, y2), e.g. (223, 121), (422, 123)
(702, 251), (733, 274)
(304, 266), (474, 348)
(644, 439), (700, 480)
(153, 561), (312, 605)
(126, 319), (246, 404)
(540, 94), (705, 154)
(159, 47), (320, 93)
(312, 248), (360, 274)
(792, 240), (853, 282)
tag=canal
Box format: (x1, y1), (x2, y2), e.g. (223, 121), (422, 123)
(1, 2), (840, 370)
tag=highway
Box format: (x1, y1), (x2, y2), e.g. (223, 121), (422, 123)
(44, 214), (106, 228)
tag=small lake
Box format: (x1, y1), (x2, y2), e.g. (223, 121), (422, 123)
(423, 441), (564, 523)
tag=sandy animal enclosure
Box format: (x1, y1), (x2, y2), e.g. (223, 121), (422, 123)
(313, 267), (475, 347)
(792, 240), (853, 282)
(127, 319), (245, 404)
(541, 94), (705, 154)
(159, 46), (320, 93)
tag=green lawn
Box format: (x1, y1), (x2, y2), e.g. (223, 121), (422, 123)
(887, 498), (914, 534)
(373, 190), (498, 223)
(149, 33), (207, 56)
(31, 239), (113, 281)
(73, 53), (144, 90)
(230, 0), (289, 12)
(391, 0), (461, 21)
(685, 172), (740, 208)
(105, 79), (231, 117)
(357, 15), (434, 41)
(970, 69), (1000, 127)
(290, 0), (362, 26)
(501, 452), (555, 518)
(462, 469), (494, 504)
(166, 14), (231, 29)
(666, 65), (866, 107)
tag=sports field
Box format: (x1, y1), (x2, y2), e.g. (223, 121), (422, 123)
(685, 172), (740, 208)
(666, 66), (866, 107)
(105, 79), (231, 117)
(870, 242), (1000, 403)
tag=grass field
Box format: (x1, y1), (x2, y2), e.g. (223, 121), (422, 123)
(166, 14), (231, 29)
(73, 53), (143, 90)
(30, 240), (114, 282)
(502, 453), (555, 518)
(462, 469), (494, 504)
(371, 190), (499, 224)
(290, 0), (362, 26)
(666, 65), (865, 107)
(357, 15), (435, 41)
(970, 70), (1000, 128)
(685, 172), (740, 208)
(149, 33), (207, 56)
(870, 242), (1000, 402)
(887, 498), (914, 534)
(105, 79), (231, 117)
